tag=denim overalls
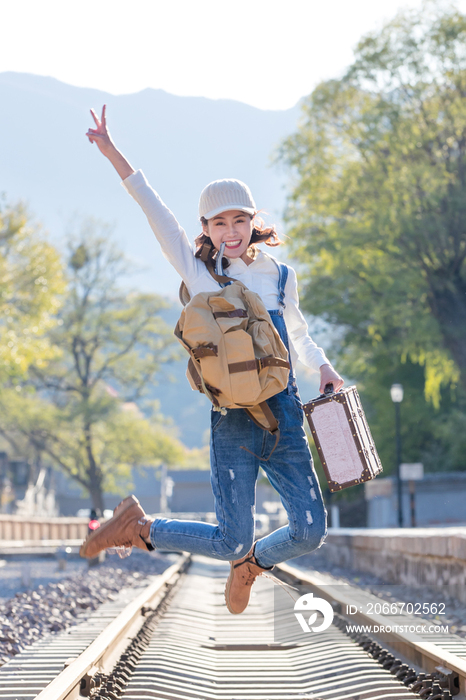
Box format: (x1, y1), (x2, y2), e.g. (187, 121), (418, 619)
(149, 262), (328, 568)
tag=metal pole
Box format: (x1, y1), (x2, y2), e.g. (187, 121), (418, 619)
(409, 480), (416, 527)
(395, 401), (403, 527)
(160, 463), (167, 514)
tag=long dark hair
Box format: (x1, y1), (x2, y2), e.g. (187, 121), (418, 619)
(194, 214), (282, 269)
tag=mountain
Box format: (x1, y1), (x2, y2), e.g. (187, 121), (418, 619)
(0, 72), (301, 297)
(0, 72), (325, 447)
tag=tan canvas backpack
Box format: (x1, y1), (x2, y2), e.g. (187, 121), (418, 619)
(175, 255), (290, 457)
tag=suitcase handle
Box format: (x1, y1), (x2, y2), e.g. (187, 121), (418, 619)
(310, 383), (337, 401)
(315, 383), (335, 400)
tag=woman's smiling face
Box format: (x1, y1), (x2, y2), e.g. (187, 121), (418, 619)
(203, 210), (254, 264)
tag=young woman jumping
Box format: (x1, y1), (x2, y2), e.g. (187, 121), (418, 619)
(80, 105), (344, 615)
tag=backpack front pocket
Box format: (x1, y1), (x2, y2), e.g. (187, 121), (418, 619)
(209, 295), (261, 406)
(223, 329), (261, 405)
(209, 296), (248, 333)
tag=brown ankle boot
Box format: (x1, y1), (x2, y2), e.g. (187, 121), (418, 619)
(224, 544), (273, 615)
(80, 495), (154, 559)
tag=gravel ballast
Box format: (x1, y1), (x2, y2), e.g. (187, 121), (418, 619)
(0, 550), (176, 667)
(2, 544), (465, 671)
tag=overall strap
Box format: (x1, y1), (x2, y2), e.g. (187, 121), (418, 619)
(270, 258), (288, 310)
(205, 241), (235, 288)
(214, 241), (232, 288)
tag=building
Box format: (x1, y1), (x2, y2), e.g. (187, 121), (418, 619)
(365, 472), (466, 528)
(53, 465), (284, 521)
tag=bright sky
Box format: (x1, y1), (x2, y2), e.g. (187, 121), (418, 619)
(2, 0), (466, 110)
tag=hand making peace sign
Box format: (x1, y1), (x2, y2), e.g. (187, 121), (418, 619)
(86, 105), (115, 157)
(86, 105), (135, 181)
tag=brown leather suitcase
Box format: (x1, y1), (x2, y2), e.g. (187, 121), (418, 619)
(303, 385), (383, 492)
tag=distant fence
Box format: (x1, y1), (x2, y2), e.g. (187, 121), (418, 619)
(0, 512), (218, 543)
(0, 510), (286, 544)
(0, 515), (90, 541)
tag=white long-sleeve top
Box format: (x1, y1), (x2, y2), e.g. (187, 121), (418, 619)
(122, 170), (331, 373)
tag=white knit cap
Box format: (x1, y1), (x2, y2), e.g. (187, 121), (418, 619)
(199, 179), (256, 220)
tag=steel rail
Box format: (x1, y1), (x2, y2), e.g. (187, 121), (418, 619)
(32, 553), (190, 700)
(277, 561), (466, 698)
(2, 554), (465, 699)
(111, 557), (418, 700)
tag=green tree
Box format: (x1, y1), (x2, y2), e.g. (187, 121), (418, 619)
(279, 2), (466, 401)
(0, 224), (184, 513)
(0, 201), (65, 377)
(278, 2), (466, 472)
(0, 388), (185, 509)
(277, 2), (466, 474)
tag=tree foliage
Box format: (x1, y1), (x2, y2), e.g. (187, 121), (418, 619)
(279, 2), (466, 472)
(0, 222), (185, 512)
(280, 2), (466, 399)
(0, 389), (184, 503)
(0, 202), (65, 378)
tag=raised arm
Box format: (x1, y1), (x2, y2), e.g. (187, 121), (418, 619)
(86, 105), (134, 181)
(86, 105), (203, 288)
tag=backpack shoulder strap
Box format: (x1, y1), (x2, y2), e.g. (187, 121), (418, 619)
(179, 281), (191, 306)
(179, 241), (238, 307)
(206, 260), (236, 286)
(179, 247), (288, 307)
(178, 263), (236, 307)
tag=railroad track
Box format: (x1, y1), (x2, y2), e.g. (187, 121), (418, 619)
(0, 554), (464, 700)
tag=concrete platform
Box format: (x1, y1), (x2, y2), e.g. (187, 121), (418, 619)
(323, 527), (466, 602)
